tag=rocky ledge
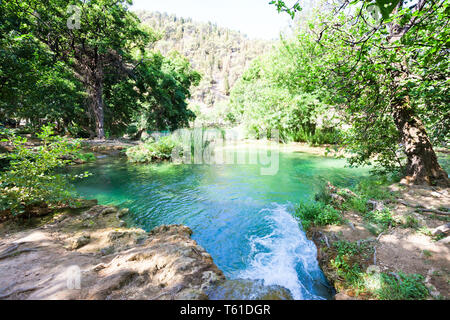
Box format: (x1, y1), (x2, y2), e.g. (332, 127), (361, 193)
(0, 204), (293, 300)
(0, 204), (226, 300)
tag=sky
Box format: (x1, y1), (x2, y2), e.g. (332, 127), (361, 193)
(131, 0), (295, 40)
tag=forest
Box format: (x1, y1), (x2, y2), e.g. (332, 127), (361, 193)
(0, 0), (449, 303)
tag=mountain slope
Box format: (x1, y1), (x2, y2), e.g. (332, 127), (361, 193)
(136, 11), (273, 109)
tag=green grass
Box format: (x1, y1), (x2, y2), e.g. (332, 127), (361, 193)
(374, 272), (429, 300)
(327, 240), (429, 300)
(354, 175), (397, 201)
(363, 208), (396, 232)
(402, 214), (421, 229)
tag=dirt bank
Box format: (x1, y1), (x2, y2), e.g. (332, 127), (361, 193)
(307, 183), (449, 300)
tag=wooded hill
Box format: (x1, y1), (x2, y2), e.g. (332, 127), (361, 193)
(136, 11), (273, 109)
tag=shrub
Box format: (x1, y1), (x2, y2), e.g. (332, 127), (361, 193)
(126, 135), (179, 163)
(341, 195), (368, 214)
(329, 240), (374, 292)
(363, 208), (396, 232)
(73, 152), (96, 163)
(0, 125), (85, 217)
(295, 201), (343, 230)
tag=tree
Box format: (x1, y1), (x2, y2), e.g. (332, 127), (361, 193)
(273, 0), (449, 186)
(4, 0), (154, 139)
(3, 1), (200, 138)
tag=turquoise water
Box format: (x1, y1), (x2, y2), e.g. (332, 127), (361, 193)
(70, 148), (370, 300)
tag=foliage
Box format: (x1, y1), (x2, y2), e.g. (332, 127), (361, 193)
(73, 152), (96, 163)
(330, 240), (371, 289)
(230, 50), (342, 144)
(374, 272), (429, 300)
(328, 240), (429, 299)
(295, 201), (343, 230)
(402, 214), (420, 229)
(270, 1), (449, 180)
(2, 1), (200, 138)
(363, 208), (396, 233)
(0, 126), (85, 216)
(126, 136), (180, 163)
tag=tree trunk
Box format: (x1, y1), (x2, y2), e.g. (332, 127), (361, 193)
(86, 68), (105, 140)
(392, 99), (449, 187)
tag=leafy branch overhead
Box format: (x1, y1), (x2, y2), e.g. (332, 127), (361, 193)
(270, 0), (401, 19)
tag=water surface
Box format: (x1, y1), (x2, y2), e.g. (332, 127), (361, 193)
(70, 147), (370, 299)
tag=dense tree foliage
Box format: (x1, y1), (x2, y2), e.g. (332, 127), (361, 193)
(261, 0), (449, 185)
(229, 50), (341, 144)
(1, 0), (200, 138)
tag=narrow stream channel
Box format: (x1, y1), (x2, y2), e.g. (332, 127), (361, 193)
(70, 147), (371, 299)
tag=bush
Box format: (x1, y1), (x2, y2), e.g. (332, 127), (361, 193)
(126, 135), (179, 163)
(0, 125), (85, 217)
(295, 201), (343, 230)
(73, 152), (96, 163)
(331, 241), (368, 288)
(363, 208), (396, 233)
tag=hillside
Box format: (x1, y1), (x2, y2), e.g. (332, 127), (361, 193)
(136, 11), (273, 109)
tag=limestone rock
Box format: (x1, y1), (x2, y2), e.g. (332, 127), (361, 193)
(367, 200), (385, 212)
(205, 279), (293, 300)
(71, 233), (90, 250)
(431, 223), (450, 237)
(334, 292), (357, 300)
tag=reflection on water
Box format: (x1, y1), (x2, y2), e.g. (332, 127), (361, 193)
(69, 148), (370, 299)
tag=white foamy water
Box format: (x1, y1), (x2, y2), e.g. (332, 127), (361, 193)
(238, 203), (326, 300)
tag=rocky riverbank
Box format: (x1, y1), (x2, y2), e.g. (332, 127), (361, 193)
(0, 203), (294, 300)
(0, 203), (226, 300)
(305, 183), (449, 300)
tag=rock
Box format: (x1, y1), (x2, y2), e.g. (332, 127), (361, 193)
(431, 223), (450, 237)
(117, 208), (129, 218)
(334, 292), (357, 300)
(367, 200), (385, 212)
(100, 246), (115, 256)
(76, 199), (98, 209)
(205, 279), (293, 300)
(84, 205), (117, 218)
(330, 193), (345, 205)
(437, 236), (450, 245)
(119, 220), (127, 227)
(340, 188), (357, 198)
(71, 233), (90, 250)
